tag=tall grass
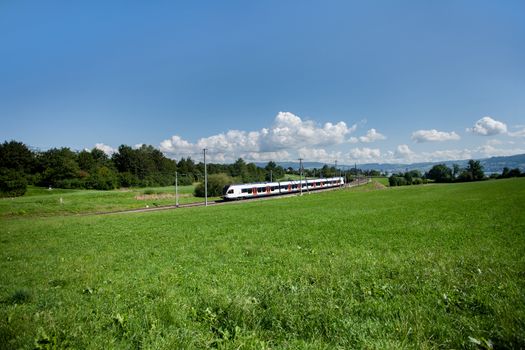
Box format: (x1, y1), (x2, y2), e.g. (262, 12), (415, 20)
(1, 178), (524, 348)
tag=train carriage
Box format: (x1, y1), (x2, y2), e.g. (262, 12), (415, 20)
(222, 177), (344, 200)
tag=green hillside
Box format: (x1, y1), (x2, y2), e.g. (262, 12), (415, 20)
(1, 179), (524, 348)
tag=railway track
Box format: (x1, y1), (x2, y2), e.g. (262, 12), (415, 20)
(91, 178), (371, 216)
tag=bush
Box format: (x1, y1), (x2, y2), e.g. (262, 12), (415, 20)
(55, 178), (84, 189)
(177, 174), (194, 186)
(412, 178), (423, 185)
(0, 169), (28, 197)
(118, 172), (140, 187)
(194, 173), (233, 197)
(389, 176), (407, 187)
(426, 164), (453, 183)
(85, 166), (118, 190)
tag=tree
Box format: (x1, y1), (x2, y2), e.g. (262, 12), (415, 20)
(194, 173), (233, 197)
(468, 160), (484, 181)
(230, 158), (247, 178)
(458, 160), (485, 182)
(36, 148), (81, 188)
(85, 166), (118, 190)
(508, 168), (522, 177)
(426, 164), (453, 183)
(321, 165), (336, 177)
(0, 168), (27, 197)
(265, 161), (284, 181)
(404, 170), (422, 184)
(112, 144), (177, 187)
(77, 150), (95, 172)
(389, 176), (407, 186)
(0, 140), (35, 175)
(499, 167), (521, 179)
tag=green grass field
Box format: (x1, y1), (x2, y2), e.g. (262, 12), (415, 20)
(1, 179), (524, 349)
(371, 177), (389, 186)
(0, 185), (218, 218)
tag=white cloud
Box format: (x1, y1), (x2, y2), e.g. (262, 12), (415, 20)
(467, 116), (507, 136)
(296, 147), (342, 163)
(475, 144), (525, 158)
(508, 127), (525, 138)
(242, 150), (291, 162)
(395, 142), (525, 162)
(422, 149), (472, 162)
(160, 135), (196, 155)
(358, 128), (386, 143)
(347, 147), (381, 162)
(395, 144), (415, 160)
(261, 112), (355, 150)
(486, 139), (503, 146)
(160, 111), (360, 162)
(411, 129), (460, 143)
(94, 143), (116, 155)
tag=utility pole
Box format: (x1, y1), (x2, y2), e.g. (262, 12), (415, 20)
(335, 160), (338, 180)
(298, 158), (303, 196)
(355, 162), (358, 186)
(270, 170), (272, 183)
(175, 171), (179, 207)
(203, 149), (208, 206)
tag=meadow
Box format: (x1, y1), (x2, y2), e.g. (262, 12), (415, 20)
(0, 185), (214, 218)
(1, 179), (524, 349)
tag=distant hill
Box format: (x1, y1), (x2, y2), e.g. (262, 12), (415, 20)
(255, 154), (525, 174)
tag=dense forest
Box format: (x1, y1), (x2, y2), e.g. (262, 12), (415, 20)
(0, 140), (352, 197)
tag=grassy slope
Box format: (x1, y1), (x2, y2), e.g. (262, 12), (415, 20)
(0, 185), (217, 217)
(1, 179), (524, 349)
(371, 177), (389, 186)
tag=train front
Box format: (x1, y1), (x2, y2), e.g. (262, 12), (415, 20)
(222, 185), (236, 200)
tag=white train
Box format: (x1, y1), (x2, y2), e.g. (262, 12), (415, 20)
(223, 177), (345, 200)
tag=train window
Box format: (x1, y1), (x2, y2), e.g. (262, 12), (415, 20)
(227, 189), (234, 194)
(242, 189), (248, 193)
(258, 187), (264, 193)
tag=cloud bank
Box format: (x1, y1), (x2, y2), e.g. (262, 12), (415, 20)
(411, 129), (460, 143)
(156, 112), (524, 164)
(160, 112), (358, 162)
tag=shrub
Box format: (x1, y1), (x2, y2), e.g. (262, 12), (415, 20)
(194, 173), (233, 197)
(388, 176), (407, 187)
(0, 169), (28, 197)
(412, 178), (423, 185)
(177, 174), (194, 186)
(85, 166), (118, 190)
(426, 164), (453, 183)
(118, 172), (140, 187)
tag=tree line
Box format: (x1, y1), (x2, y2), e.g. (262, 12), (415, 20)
(0, 141), (291, 197)
(389, 160), (524, 186)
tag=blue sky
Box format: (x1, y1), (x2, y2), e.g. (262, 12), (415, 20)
(1, 1), (524, 164)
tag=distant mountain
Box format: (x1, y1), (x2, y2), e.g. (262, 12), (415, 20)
(255, 154), (525, 174)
